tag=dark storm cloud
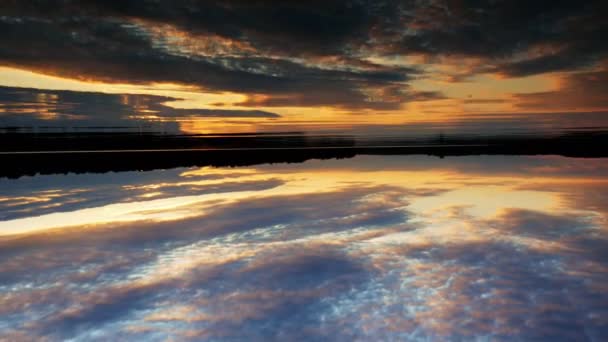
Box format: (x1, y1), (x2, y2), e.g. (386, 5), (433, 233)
(0, 11), (420, 110)
(390, 0), (608, 77)
(2, 0), (605, 112)
(1, 0), (379, 56)
(0, 16), (390, 94)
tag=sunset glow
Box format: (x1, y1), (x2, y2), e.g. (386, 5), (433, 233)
(1, 1), (607, 134)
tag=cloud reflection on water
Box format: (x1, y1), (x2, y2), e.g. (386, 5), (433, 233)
(1, 155), (607, 341)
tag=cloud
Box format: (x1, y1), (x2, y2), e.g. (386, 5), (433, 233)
(0, 86), (280, 131)
(2, 0), (606, 114)
(1, 1), (379, 57)
(514, 69), (608, 110)
(390, 1), (608, 77)
(0, 11), (420, 110)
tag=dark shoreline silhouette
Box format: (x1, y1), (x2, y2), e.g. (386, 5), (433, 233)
(1, 131), (607, 179)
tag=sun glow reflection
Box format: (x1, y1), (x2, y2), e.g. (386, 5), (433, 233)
(1, 158), (603, 237)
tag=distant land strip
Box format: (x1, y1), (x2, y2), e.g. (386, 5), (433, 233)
(0, 131), (606, 178)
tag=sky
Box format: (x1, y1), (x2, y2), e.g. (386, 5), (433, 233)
(1, 0), (608, 134)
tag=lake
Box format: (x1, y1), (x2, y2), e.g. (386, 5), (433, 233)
(1, 154), (607, 341)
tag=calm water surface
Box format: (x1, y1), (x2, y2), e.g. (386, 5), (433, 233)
(1, 155), (608, 341)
